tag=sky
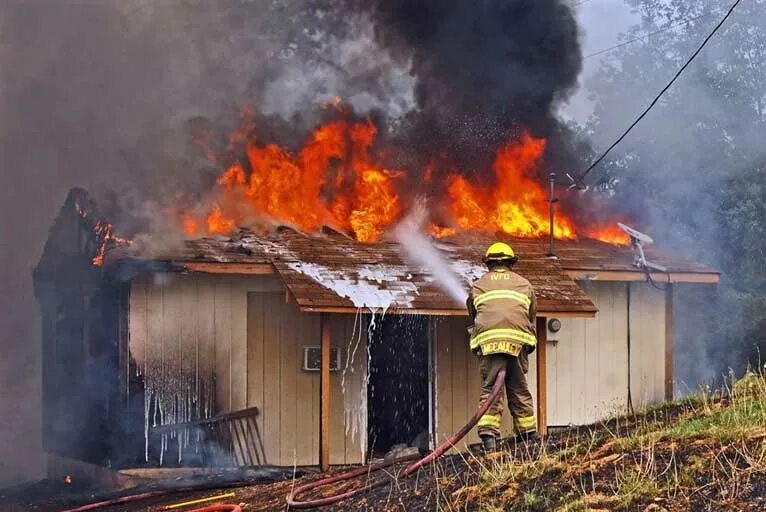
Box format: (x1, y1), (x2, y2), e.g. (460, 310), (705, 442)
(564, 0), (639, 122)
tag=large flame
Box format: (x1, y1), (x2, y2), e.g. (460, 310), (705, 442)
(182, 115), (629, 245)
(438, 133), (575, 239)
(185, 118), (401, 242)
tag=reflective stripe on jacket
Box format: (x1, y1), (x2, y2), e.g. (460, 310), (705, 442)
(467, 269), (537, 356)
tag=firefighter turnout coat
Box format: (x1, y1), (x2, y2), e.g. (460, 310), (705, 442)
(468, 267), (539, 436)
(466, 268), (537, 356)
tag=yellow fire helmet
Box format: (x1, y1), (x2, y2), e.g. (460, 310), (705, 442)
(484, 242), (518, 264)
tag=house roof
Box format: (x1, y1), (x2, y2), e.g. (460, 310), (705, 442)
(436, 234), (719, 284)
(107, 227), (718, 317)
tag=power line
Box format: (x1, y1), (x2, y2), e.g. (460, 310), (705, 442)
(577, 0), (742, 184)
(584, 9), (722, 59)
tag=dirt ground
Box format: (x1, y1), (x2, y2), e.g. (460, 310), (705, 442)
(4, 396), (766, 512)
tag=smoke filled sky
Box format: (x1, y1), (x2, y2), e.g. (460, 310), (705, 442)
(0, 0), (682, 488)
(564, 0), (638, 122)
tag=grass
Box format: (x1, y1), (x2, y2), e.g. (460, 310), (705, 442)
(448, 370), (766, 511)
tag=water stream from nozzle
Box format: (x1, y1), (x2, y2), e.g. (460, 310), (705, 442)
(392, 207), (469, 305)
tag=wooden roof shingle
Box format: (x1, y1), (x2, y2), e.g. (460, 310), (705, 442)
(107, 227), (718, 316)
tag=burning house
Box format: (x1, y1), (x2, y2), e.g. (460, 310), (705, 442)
(34, 184), (719, 475)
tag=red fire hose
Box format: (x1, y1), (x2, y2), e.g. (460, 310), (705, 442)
(285, 368), (507, 508)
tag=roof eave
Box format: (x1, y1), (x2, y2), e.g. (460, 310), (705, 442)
(566, 269), (719, 284)
(298, 305), (598, 318)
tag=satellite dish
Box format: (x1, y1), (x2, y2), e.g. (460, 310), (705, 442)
(617, 223), (667, 273)
(617, 222), (653, 244)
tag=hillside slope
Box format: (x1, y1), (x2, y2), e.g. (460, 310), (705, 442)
(274, 371), (766, 511)
(4, 373), (766, 511)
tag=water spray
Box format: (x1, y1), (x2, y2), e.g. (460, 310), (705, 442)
(391, 204), (469, 305)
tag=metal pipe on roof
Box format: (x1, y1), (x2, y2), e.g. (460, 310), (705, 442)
(547, 173), (558, 259)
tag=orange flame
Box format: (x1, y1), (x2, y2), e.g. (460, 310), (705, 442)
(438, 134), (575, 239)
(183, 116), (628, 245)
(185, 118), (402, 241)
(586, 224), (631, 246)
(92, 220), (130, 266)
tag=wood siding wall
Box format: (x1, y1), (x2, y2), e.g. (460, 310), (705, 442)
(547, 282), (666, 425)
(434, 282), (666, 445)
(129, 273), (366, 467)
(547, 281), (628, 425)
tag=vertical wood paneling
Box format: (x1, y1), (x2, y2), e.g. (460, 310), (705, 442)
(547, 318), (561, 426)
(214, 278), (232, 412)
(596, 284), (617, 419)
(177, 277), (198, 425)
(632, 283), (644, 405)
(630, 284), (645, 406)
(310, 313), (321, 464)
(612, 282), (629, 417)
(162, 278), (182, 413)
(629, 284), (665, 407)
(230, 282), (248, 412)
(594, 284), (612, 418)
(136, 274), (338, 467)
(328, 315), (346, 464)
(279, 301), (298, 465)
(129, 279), (148, 370)
(246, 294), (264, 412)
(584, 282), (601, 423)
(245, 282), (327, 467)
(653, 287), (666, 403)
(197, 279), (216, 418)
(574, 318), (589, 424)
(545, 282), (667, 426)
(261, 293), (282, 464)
(146, 278), (164, 421)
(665, 285), (674, 400)
(451, 324), (467, 446)
(294, 311), (313, 465)
(535, 317), (547, 435)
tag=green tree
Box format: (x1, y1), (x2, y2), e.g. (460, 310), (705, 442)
(582, 0), (766, 385)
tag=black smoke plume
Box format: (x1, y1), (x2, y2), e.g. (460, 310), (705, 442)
(362, 0), (582, 173)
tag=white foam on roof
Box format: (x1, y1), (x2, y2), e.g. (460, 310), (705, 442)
(449, 259), (486, 285)
(286, 261), (419, 309)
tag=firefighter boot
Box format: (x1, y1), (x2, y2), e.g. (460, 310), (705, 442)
(516, 430), (539, 443)
(480, 434), (498, 454)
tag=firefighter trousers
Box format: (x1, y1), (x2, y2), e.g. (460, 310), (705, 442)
(477, 351), (536, 438)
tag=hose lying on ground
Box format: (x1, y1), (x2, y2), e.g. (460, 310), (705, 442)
(58, 490), (242, 512)
(286, 368), (508, 508)
(57, 472), (296, 512)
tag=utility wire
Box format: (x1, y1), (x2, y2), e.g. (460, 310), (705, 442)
(584, 9), (722, 59)
(577, 0), (742, 184)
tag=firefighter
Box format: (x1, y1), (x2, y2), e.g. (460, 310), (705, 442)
(467, 242), (539, 453)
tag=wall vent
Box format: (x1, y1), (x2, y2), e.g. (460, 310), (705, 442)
(302, 346), (341, 371)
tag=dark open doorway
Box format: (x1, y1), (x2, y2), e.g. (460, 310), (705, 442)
(367, 315), (431, 457)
